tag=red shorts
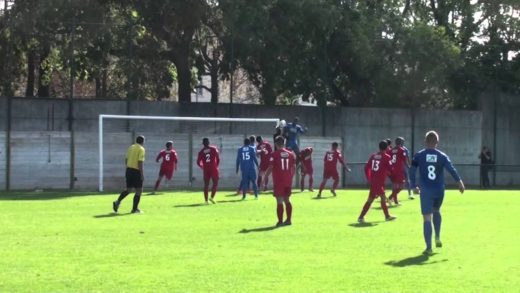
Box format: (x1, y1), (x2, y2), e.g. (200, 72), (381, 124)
(159, 168), (174, 180)
(259, 161), (270, 172)
(203, 169), (219, 182)
(323, 169), (339, 181)
(302, 164), (313, 175)
(273, 184), (292, 198)
(369, 185), (385, 199)
(391, 172), (406, 184)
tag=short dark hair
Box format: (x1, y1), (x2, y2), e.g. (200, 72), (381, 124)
(136, 135), (145, 144)
(249, 135), (256, 143)
(202, 138), (210, 146)
(385, 138), (391, 145)
(166, 141), (173, 148)
(256, 136), (263, 143)
(244, 138), (250, 145)
(379, 140), (388, 151)
(274, 136), (285, 147)
(332, 142), (339, 149)
(395, 137), (404, 146)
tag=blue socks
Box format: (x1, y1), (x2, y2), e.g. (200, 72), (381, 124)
(433, 212), (442, 239)
(423, 221), (432, 250)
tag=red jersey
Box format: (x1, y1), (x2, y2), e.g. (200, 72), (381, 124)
(257, 141), (273, 163)
(299, 147), (313, 173)
(365, 152), (393, 187)
(386, 146), (393, 156)
(390, 146), (407, 175)
(324, 150), (346, 172)
(156, 149), (178, 170)
(197, 146), (220, 171)
(269, 147), (296, 186)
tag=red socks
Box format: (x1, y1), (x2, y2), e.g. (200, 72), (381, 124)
(380, 200), (390, 217)
(277, 204), (284, 223)
(359, 201), (372, 219)
(285, 202), (292, 221)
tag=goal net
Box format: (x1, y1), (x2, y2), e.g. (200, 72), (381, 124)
(98, 114), (280, 192)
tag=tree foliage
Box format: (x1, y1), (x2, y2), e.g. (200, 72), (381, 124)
(0, 0), (518, 108)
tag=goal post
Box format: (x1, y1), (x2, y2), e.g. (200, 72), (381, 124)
(98, 114), (280, 192)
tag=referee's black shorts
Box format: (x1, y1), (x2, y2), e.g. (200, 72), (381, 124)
(126, 168), (143, 188)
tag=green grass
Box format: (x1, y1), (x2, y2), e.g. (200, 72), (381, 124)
(0, 189), (518, 292)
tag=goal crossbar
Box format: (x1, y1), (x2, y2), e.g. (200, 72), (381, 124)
(98, 114), (280, 191)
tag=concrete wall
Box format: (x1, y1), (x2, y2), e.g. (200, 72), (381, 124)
(1, 96), (518, 190)
(0, 133), (5, 189)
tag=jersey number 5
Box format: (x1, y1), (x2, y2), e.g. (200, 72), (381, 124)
(327, 154), (334, 161)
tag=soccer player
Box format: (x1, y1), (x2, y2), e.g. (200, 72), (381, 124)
(316, 142), (350, 198)
(388, 137), (409, 205)
(197, 138), (220, 204)
(236, 135), (257, 195)
(152, 140), (178, 194)
(385, 138), (393, 155)
(113, 135), (145, 214)
(273, 119), (286, 146)
(299, 146), (314, 191)
(358, 140), (396, 223)
(409, 130), (465, 255)
(283, 116), (306, 157)
(402, 143), (415, 199)
(236, 138), (259, 200)
(264, 136), (296, 226)
(256, 136), (273, 191)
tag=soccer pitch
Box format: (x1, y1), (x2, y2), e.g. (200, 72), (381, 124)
(0, 189), (518, 292)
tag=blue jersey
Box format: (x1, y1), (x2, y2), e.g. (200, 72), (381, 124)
(410, 148), (461, 192)
(236, 146), (258, 174)
(284, 123), (304, 144)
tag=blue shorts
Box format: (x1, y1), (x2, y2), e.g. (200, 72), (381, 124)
(240, 171), (257, 190)
(420, 189), (445, 215)
(286, 141), (299, 154)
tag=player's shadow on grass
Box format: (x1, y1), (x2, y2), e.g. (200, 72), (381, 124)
(239, 225), (280, 234)
(347, 222), (380, 228)
(93, 212), (131, 218)
(312, 196), (335, 200)
(174, 203), (208, 208)
(385, 254), (448, 267)
(218, 199), (246, 204)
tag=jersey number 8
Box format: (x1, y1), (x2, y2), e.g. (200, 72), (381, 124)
(427, 165), (436, 180)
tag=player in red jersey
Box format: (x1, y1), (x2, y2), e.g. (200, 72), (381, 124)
(316, 142), (350, 198)
(264, 136), (296, 226)
(385, 138), (393, 156)
(358, 140), (396, 223)
(197, 138), (220, 204)
(256, 136), (273, 191)
(299, 147), (314, 191)
(152, 141), (178, 194)
(388, 137), (410, 205)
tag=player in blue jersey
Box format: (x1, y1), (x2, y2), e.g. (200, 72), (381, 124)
(283, 117), (306, 157)
(236, 138), (259, 200)
(409, 130), (465, 255)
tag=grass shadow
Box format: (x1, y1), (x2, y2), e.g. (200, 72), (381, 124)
(0, 191), (112, 201)
(224, 193), (240, 197)
(312, 196), (335, 200)
(348, 222), (378, 228)
(239, 225), (280, 234)
(217, 199), (246, 204)
(93, 212), (132, 218)
(385, 254), (448, 267)
(174, 203), (208, 208)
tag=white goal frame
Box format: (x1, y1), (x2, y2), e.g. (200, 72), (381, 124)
(98, 114), (280, 191)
